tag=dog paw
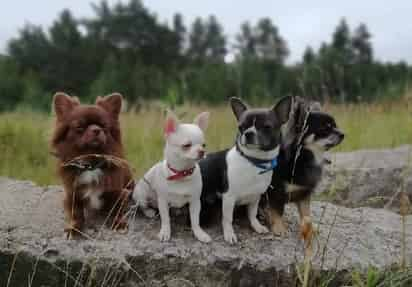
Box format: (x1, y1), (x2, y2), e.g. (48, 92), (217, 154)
(64, 225), (82, 240)
(194, 229), (212, 243)
(300, 216), (313, 243)
(112, 218), (128, 232)
(142, 208), (157, 219)
(251, 220), (269, 234)
(252, 223), (269, 234)
(223, 228), (238, 244)
(270, 220), (288, 237)
(158, 227), (171, 242)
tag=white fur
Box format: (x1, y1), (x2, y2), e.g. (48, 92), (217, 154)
(221, 147), (275, 243)
(77, 169), (103, 185)
(77, 169), (103, 210)
(133, 114), (211, 243)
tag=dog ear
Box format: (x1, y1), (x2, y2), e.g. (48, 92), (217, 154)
(96, 93), (123, 118)
(165, 110), (180, 137)
(53, 92), (80, 120)
(230, 97), (248, 121)
(193, 112), (210, 132)
(272, 96), (292, 124)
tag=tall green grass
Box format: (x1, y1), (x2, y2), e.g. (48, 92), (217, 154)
(1, 98), (411, 185)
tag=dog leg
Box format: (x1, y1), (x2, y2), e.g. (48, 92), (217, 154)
(267, 207), (288, 237)
(64, 190), (85, 239)
(296, 196), (313, 255)
(248, 198), (269, 234)
(222, 194), (237, 244)
(190, 198), (212, 243)
(157, 197), (171, 242)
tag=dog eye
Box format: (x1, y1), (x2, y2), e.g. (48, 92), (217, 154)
(182, 143), (192, 150)
(202, 143), (206, 148)
(75, 127), (84, 133)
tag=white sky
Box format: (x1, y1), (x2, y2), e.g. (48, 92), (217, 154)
(0, 0), (411, 64)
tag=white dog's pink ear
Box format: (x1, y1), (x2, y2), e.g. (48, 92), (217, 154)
(53, 92), (80, 120)
(164, 110), (179, 137)
(194, 112), (210, 132)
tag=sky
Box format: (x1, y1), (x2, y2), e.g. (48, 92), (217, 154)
(0, 0), (411, 64)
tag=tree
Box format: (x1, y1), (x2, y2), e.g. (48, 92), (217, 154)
(204, 15), (227, 62)
(187, 16), (226, 63)
(352, 23), (373, 64)
(255, 18), (289, 63)
(303, 46), (316, 65)
(173, 13), (186, 55)
(235, 22), (256, 59)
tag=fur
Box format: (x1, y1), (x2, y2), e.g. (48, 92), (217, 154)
(200, 97), (292, 244)
(51, 92), (134, 239)
(265, 97), (344, 246)
(133, 111), (212, 242)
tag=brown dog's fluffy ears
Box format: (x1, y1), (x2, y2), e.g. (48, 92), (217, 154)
(53, 92), (80, 120)
(96, 93), (123, 118)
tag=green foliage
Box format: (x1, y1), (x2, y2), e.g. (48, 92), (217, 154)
(1, 2), (411, 112)
(1, 99), (411, 185)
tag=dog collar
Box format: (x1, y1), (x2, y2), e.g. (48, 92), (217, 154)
(63, 157), (107, 172)
(235, 142), (278, 174)
(167, 164), (196, 181)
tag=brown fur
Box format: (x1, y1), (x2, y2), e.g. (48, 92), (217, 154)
(51, 92), (134, 238)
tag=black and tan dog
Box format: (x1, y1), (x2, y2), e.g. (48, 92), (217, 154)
(265, 97), (344, 246)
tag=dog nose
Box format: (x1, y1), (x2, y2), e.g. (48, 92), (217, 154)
(335, 129), (344, 140)
(198, 150), (205, 158)
(244, 131), (254, 141)
(90, 125), (101, 135)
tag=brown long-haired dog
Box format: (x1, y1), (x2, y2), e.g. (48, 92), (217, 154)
(51, 92), (134, 239)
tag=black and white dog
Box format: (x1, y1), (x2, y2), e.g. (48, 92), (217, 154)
(265, 97), (344, 246)
(199, 97), (292, 244)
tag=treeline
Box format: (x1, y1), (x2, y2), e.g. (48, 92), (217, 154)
(0, 0), (411, 112)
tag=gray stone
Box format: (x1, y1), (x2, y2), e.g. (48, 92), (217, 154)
(319, 145), (412, 212)
(1, 168), (411, 287)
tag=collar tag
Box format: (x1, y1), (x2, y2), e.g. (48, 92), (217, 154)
(257, 158), (278, 174)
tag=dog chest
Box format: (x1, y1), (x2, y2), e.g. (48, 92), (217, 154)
(225, 148), (273, 202)
(151, 164), (202, 208)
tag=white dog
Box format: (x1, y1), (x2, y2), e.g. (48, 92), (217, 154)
(133, 110), (212, 243)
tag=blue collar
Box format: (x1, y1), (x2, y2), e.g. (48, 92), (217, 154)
(235, 141), (278, 174)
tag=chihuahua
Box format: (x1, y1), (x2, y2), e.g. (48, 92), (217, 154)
(266, 97), (344, 248)
(133, 111), (212, 243)
(199, 97), (292, 244)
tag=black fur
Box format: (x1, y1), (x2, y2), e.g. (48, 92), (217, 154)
(265, 109), (344, 217)
(199, 149), (229, 225)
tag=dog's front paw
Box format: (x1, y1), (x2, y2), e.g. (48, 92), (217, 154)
(300, 216), (313, 243)
(270, 219), (288, 237)
(64, 224), (83, 240)
(223, 226), (238, 244)
(112, 217), (128, 233)
(158, 227), (171, 242)
(251, 220), (269, 234)
(193, 229), (212, 243)
(142, 207), (157, 219)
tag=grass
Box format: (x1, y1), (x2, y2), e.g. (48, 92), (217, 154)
(0, 96), (412, 186)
